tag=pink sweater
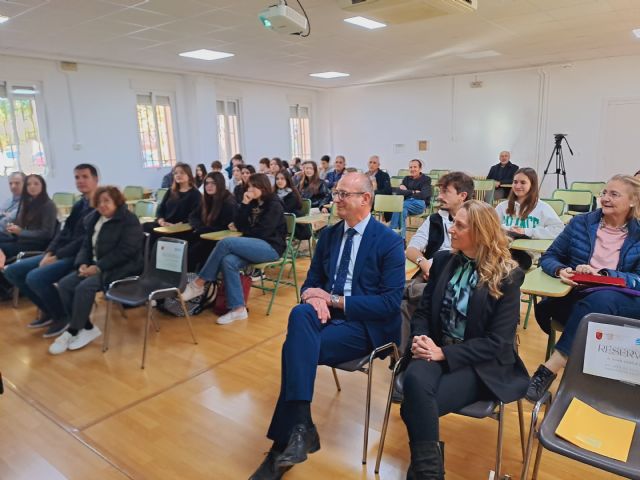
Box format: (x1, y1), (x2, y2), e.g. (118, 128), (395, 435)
(589, 225), (627, 271)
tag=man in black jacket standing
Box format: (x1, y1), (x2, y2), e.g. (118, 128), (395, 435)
(4, 164), (98, 338)
(486, 150), (518, 200)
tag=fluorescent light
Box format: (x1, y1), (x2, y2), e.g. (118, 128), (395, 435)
(178, 49), (234, 61)
(633, 28), (640, 38)
(12, 88), (38, 95)
(309, 71), (350, 79)
(0, 15), (9, 24)
(344, 16), (386, 30)
(458, 50), (502, 59)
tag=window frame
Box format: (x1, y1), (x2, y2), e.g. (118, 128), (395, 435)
(216, 98), (243, 163)
(135, 90), (179, 169)
(289, 103), (312, 162)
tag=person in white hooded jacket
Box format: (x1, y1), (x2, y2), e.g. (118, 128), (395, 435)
(495, 167), (564, 269)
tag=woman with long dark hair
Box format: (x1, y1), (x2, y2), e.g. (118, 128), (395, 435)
(187, 172), (237, 270)
(297, 160), (329, 208)
(495, 167), (563, 269)
(274, 171), (302, 216)
(234, 164), (256, 203)
(182, 173), (287, 325)
(195, 163), (207, 188)
(143, 162), (201, 234)
(0, 174), (57, 266)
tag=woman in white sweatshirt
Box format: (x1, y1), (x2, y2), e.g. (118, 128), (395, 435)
(495, 167), (564, 269)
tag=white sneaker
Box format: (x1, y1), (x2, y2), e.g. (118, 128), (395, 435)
(216, 308), (248, 325)
(49, 331), (74, 355)
(181, 281), (205, 301)
(68, 326), (102, 351)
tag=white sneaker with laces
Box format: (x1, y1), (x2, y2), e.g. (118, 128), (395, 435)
(68, 326), (102, 351)
(216, 308), (248, 325)
(49, 331), (74, 355)
(181, 281), (205, 302)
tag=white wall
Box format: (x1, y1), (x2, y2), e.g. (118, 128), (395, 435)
(0, 54), (323, 197)
(325, 55), (640, 195)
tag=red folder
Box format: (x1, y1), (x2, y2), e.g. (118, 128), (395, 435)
(572, 273), (626, 287)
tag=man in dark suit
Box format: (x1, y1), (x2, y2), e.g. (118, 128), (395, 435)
(486, 150), (519, 200)
(249, 173), (405, 480)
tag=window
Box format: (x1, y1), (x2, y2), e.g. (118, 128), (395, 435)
(0, 82), (48, 176)
(289, 104), (311, 161)
(216, 99), (241, 162)
(136, 92), (177, 168)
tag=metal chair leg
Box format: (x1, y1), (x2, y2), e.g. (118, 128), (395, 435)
(375, 360), (401, 474)
(117, 302), (128, 319)
(362, 352), (376, 465)
(520, 393), (551, 480)
(178, 294), (198, 345)
(12, 287), (19, 308)
(141, 302), (152, 369)
(531, 438), (545, 480)
(495, 402), (505, 478)
(331, 367), (341, 391)
(103, 300), (112, 352)
(517, 399), (526, 460)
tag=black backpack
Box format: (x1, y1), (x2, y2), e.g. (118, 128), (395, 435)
(158, 273), (217, 317)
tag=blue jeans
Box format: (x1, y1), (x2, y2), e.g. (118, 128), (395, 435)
(4, 254), (74, 321)
(198, 237), (280, 309)
(390, 198), (426, 238)
(536, 290), (640, 356)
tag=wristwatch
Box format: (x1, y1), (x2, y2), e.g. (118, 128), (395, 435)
(330, 294), (340, 307)
(416, 256), (426, 266)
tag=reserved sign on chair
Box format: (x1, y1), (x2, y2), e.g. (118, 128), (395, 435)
(583, 322), (640, 385)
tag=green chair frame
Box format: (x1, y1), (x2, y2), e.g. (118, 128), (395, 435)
(390, 176), (403, 188)
(429, 169), (450, 179)
(134, 200), (157, 218)
(52, 192), (75, 217)
(123, 185), (144, 201)
(540, 198), (565, 217)
(373, 194), (403, 236)
(396, 169), (410, 177)
(551, 189), (593, 215)
(473, 179), (496, 204)
(570, 181), (605, 199)
(155, 188), (169, 202)
(251, 213), (300, 315)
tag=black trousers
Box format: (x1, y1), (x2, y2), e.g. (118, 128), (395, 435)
(400, 359), (490, 443)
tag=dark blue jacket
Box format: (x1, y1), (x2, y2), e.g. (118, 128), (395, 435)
(46, 197), (93, 259)
(301, 217), (405, 347)
(540, 209), (640, 290)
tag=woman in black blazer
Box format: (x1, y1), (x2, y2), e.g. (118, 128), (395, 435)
(49, 186), (144, 355)
(400, 200), (528, 480)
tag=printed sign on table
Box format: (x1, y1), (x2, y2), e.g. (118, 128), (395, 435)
(583, 322), (640, 385)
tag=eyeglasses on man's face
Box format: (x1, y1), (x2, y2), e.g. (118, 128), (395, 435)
(332, 190), (365, 200)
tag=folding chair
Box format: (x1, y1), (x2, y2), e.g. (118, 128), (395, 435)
(429, 169), (450, 179)
(250, 213), (300, 315)
(52, 192), (75, 217)
(521, 313), (640, 480)
(397, 169), (410, 177)
(551, 189), (593, 216)
(390, 176), (403, 188)
(155, 188), (169, 202)
(570, 181), (604, 210)
(373, 194), (403, 235)
(330, 342), (400, 465)
(103, 237), (197, 369)
(134, 200), (157, 219)
(473, 179), (496, 204)
(540, 198), (565, 217)
(123, 185), (144, 201)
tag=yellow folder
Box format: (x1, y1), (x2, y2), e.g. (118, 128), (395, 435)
(555, 397), (636, 462)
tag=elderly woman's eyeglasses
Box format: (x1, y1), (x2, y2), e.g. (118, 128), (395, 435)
(599, 190), (623, 200)
(332, 190), (365, 200)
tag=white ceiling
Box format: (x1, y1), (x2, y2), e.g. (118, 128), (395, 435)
(0, 0), (639, 88)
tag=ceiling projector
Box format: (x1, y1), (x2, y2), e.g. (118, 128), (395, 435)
(259, 3), (308, 35)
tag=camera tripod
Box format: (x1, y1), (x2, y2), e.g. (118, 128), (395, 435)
(541, 134), (573, 189)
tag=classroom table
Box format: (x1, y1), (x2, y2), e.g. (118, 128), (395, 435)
(510, 238), (553, 254)
(153, 223), (192, 234)
(200, 230), (243, 241)
(520, 267), (572, 331)
(296, 213), (329, 225)
(405, 259), (419, 279)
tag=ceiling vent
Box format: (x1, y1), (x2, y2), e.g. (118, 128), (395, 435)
(337, 0), (477, 24)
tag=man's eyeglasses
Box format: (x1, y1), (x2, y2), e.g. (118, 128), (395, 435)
(332, 190), (366, 200)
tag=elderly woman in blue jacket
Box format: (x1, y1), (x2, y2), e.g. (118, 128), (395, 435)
(527, 174), (640, 401)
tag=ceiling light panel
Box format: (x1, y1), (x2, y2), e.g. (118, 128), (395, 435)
(309, 71), (350, 79)
(344, 16), (386, 30)
(179, 49), (234, 60)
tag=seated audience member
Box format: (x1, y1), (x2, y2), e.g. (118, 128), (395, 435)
(400, 200), (528, 480)
(225, 154), (243, 179)
(406, 172), (474, 281)
(487, 151), (519, 200)
(160, 166), (175, 188)
(229, 164), (243, 193)
(0, 172), (25, 238)
(259, 157), (271, 175)
(390, 159), (432, 238)
(318, 155), (330, 181)
(182, 173), (287, 325)
(367, 155), (392, 196)
(4, 164), (98, 337)
(270, 158), (284, 177)
(324, 155), (346, 190)
(194, 163), (207, 189)
(187, 172), (237, 271)
(495, 167), (564, 270)
(275, 171), (303, 216)
(49, 186), (144, 354)
(527, 174), (640, 401)
(210, 160), (230, 191)
(143, 163), (201, 234)
(234, 165), (256, 203)
(297, 161), (330, 209)
(0, 174), (57, 265)
(248, 173), (405, 479)
(288, 157), (302, 176)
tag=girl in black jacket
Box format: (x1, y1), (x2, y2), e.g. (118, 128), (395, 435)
(187, 171), (237, 270)
(233, 164), (256, 204)
(49, 186), (144, 355)
(297, 161), (330, 209)
(182, 173), (287, 325)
